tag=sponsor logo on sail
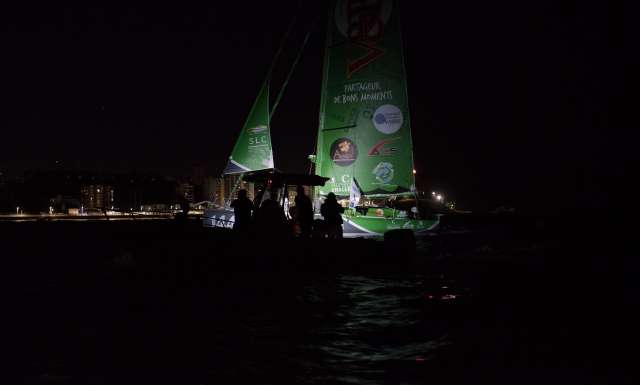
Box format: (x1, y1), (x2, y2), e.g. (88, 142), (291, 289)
(330, 137), (358, 167)
(335, 0), (393, 77)
(247, 125), (268, 134)
(247, 126), (270, 148)
(372, 104), (403, 134)
(373, 161), (394, 184)
(248, 135), (269, 146)
(368, 137), (399, 156)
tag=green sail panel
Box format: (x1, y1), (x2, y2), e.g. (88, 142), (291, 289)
(316, 0), (415, 197)
(223, 81), (274, 174)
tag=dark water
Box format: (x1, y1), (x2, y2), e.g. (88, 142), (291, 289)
(10, 270), (456, 384)
(4, 220), (637, 384)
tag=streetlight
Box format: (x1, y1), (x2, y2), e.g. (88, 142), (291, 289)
(436, 194), (443, 202)
(16, 206), (20, 215)
(431, 191), (436, 196)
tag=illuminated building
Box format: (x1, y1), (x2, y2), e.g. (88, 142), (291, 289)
(178, 183), (195, 203)
(223, 174), (242, 201)
(214, 175), (255, 205)
(202, 176), (220, 204)
(80, 184), (115, 209)
(223, 174), (249, 201)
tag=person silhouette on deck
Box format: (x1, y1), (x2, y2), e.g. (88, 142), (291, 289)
(321, 192), (344, 239)
(254, 198), (287, 237)
(253, 185), (270, 210)
(230, 189), (253, 232)
(295, 185), (313, 238)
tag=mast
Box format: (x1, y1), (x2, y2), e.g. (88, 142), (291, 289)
(315, 0), (416, 199)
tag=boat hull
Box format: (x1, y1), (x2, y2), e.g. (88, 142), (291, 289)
(204, 208), (439, 237)
(202, 209), (235, 229)
(342, 214), (440, 237)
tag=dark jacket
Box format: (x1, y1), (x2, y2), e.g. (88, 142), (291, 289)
(230, 196), (253, 230)
(295, 194), (314, 224)
(321, 198), (344, 224)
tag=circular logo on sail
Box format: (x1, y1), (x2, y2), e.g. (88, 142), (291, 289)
(372, 104), (403, 134)
(330, 138), (358, 167)
(373, 162), (394, 184)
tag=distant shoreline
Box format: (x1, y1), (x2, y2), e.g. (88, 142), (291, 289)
(0, 214), (201, 222)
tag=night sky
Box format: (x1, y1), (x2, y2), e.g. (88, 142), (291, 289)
(1, 2), (627, 212)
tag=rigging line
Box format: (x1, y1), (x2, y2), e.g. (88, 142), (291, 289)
(269, 16), (319, 120)
(223, 7), (298, 178)
(261, 4), (302, 171)
(264, 8), (300, 83)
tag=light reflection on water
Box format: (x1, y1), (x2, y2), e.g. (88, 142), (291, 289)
(290, 274), (455, 384)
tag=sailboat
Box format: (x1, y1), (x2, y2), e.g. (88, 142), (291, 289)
(203, 0), (441, 235)
(313, 0), (441, 236)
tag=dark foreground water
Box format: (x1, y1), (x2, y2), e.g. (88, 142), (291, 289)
(3, 219), (637, 384)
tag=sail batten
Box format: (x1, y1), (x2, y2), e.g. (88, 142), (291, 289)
(316, 0), (415, 198)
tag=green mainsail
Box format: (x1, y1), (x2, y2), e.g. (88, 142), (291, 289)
(223, 80), (274, 174)
(316, 0), (415, 198)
